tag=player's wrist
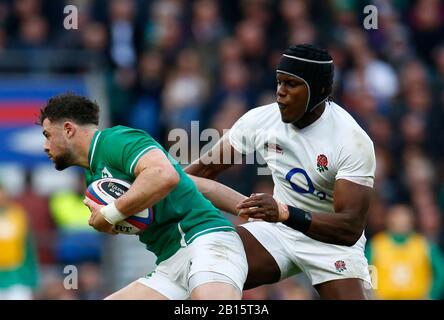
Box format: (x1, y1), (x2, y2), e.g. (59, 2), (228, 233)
(100, 202), (126, 225)
(282, 206), (312, 233)
(277, 202), (290, 222)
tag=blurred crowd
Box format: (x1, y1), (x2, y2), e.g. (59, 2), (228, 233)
(1, 0), (444, 300)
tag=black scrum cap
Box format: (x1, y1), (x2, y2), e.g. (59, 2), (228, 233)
(277, 44), (334, 113)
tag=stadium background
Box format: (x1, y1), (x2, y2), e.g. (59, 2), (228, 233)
(0, 0), (444, 300)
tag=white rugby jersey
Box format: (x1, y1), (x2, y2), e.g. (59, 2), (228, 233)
(229, 101), (376, 213)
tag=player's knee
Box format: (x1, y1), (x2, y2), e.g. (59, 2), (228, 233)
(191, 282), (241, 300)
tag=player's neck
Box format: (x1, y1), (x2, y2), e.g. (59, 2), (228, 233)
(75, 127), (99, 169)
(293, 102), (326, 129)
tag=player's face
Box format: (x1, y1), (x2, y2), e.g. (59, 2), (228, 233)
(276, 72), (309, 124)
(42, 119), (74, 171)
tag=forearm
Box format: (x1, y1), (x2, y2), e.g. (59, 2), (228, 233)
(304, 211), (364, 246)
(185, 161), (218, 179)
(115, 167), (178, 216)
(185, 134), (236, 179)
(280, 205), (362, 246)
(238, 181), (370, 247)
(189, 175), (247, 216)
(185, 160), (232, 180)
(283, 181), (369, 246)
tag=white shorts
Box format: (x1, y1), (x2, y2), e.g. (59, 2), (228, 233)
(241, 221), (372, 286)
(137, 231), (248, 300)
(0, 285), (33, 300)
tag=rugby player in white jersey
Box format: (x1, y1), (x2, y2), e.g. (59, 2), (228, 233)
(186, 44), (376, 299)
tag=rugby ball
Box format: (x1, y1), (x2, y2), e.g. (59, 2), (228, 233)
(85, 178), (153, 234)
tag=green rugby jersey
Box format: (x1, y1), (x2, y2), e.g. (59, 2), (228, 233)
(85, 125), (235, 264)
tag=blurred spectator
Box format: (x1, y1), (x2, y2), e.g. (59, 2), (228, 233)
(189, 0), (226, 73)
(14, 171), (55, 265)
(143, 0), (184, 62)
(6, 0), (43, 36)
(343, 28), (399, 113)
(128, 49), (165, 139)
(48, 174), (103, 265)
(0, 183), (39, 299)
(209, 60), (256, 121)
(77, 262), (105, 300)
(12, 15), (49, 50)
(190, 0), (226, 47)
(0, 27), (7, 53)
(407, 0), (444, 66)
(366, 204), (444, 299)
(162, 47), (209, 132)
(235, 19), (267, 88)
(107, 0), (141, 69)
(366, 192), (388, 238)
(107, 68), (137, 121)
(35, 267), (78, 300)
(210, 96), (248, 135)
(81, 22), (108, 54)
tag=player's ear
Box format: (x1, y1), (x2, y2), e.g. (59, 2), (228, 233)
(63, 121), (76, 138)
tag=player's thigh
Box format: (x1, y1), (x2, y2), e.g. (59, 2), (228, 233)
(188, 231), (248, 295)
(236, 224), (284, 289)
(315, 278), (372, 300)
(191, 281), (242, 300)
(105, 281), (168, 300)
(287, 231), (372, 296)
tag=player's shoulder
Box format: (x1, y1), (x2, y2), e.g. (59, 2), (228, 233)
(103, 125), (144, 134)
(328, 101), (374, 146)
(245, 102), (279, 117)
(102, 125), (153, 140)
(236, 102), (280, 126)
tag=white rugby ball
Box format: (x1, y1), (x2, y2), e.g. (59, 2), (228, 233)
(85, 178), (153, 234)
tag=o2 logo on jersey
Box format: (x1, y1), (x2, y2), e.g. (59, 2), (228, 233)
(285, 168), (326, 200)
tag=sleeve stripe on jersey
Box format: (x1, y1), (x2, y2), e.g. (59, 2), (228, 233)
(129, 145), (159, 174)
(89, 131), (102, 168)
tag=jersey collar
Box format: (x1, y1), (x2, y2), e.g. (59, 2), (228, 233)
(88, 130), (102, 169)
(291, 100), (331, 133)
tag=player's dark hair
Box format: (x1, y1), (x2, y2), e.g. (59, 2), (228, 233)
(38, 92), (99, 126)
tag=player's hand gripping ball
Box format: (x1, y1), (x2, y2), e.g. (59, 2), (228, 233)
(85, 178), (153, 234)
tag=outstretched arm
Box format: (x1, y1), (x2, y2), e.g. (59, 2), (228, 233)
(189, 175), (248, 217)
(237, 179), (372, 246)
(186, 133), (251, 218)
(185, 134), (241, 179)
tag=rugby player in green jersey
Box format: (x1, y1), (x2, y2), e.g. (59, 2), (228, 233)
(38, 93), (247, 300)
